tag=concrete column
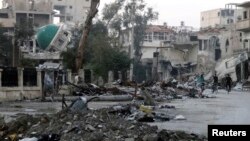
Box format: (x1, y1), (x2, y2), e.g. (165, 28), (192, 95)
(78, 69), (84, 82)
(118, 71), (122, 80)
(36, 69), (43, 100)
(18, 68), (24, 87)
(91, 70), (94, 83)
(67, 69), (72, 83)
(36, 69), (42, 87)
(108, 71), (114, 83)
(0, 69), (2, 87)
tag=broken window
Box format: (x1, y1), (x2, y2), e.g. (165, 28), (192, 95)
(244, 11), (248, 19)
(58, 38), (65, 47)
(23, 68), (37, 86)
(215, 49), (221, 61)
(2, 68), (18, 87)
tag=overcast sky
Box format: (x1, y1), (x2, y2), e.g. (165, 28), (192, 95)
(0, 0), (247, 28)
(99, 0), (247, 28)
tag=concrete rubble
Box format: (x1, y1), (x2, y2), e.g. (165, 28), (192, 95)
(0, 107), (207, 141)
(0, 78), (215, 141)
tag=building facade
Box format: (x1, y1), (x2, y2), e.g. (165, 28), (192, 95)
(52, 0), (91, 24)
(121, 23), (199, 81)
(197, 2), (249, 82)
(0, 0), (53, 28)
(200, 4), (242, 29)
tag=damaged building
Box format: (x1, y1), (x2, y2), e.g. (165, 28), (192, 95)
(0, 0), (53, 28)
(52, 0), (91, 24)
(198, 3), (250, 82)
(121, 22), (199, 82)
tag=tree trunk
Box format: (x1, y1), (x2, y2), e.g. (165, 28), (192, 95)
(76, 0), (100, 72)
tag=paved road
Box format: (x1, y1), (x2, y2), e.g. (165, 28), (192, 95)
(1, 90), (249, 136)
(149, 90), (250, 136)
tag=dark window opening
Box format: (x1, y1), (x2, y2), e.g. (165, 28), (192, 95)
(84, 69), (91, 83)
(215, 49), (221, 61)
(199, 40), (202, 51)
(225, 39), (229, 52)
(23, 68), (37, 86)
(2, 68), (18, 87)
(244, 11), (248, 19)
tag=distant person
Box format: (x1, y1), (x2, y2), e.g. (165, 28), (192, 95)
(225, 74), (232, 94)
(212, 73), (218, 93)
(196, 73), (205, 97)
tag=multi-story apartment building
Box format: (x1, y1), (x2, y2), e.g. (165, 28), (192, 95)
(197, 3), (249, 82)
(0, 0), (53, 28)
(52, 0), (91, 24)
(200, 4), (242, 29)
(235, 1), (250, 81)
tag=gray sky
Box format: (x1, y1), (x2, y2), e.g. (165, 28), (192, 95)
(99, 0), (246, 28)
(0, 0), (246, 28)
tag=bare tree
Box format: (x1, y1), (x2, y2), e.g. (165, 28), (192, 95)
(76, 0), (100, 72)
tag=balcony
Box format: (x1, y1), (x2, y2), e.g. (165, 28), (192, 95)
(236, 19), (250, 31)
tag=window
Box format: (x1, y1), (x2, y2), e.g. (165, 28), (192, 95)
(164, 33), (169, 40)
(144, 32), (152, 42)
(240, 33), (242, 42)
(148, 33), (152, 42)
(86, 0), (89, 1)
(225, 39), (229, 53)
(244, 40), (248, 48)
(204, 40), (208, 50)
(69, 6), (72, 9)
(202, 17), (204, 21)
(153, 32), (159, 40)
(159, 32), (164, 40)
(218, 12), (220, 17)
(58, 38), (65, 47)
(199, 40), (202, 51)
(244, 11), (248, 19)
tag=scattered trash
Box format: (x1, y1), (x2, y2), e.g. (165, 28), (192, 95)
(159, 105), (175, 109)
(174, 115), (186, 120)
(19, 137), (38, 141)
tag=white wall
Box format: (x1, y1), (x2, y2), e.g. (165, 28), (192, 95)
(52, 0), (90, 24)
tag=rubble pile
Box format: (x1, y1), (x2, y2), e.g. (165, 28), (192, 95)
(0, 109), (207, 141)
(67, 78), (210, 102)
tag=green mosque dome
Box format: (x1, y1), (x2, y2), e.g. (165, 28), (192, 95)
(36, 24), (59, 50)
